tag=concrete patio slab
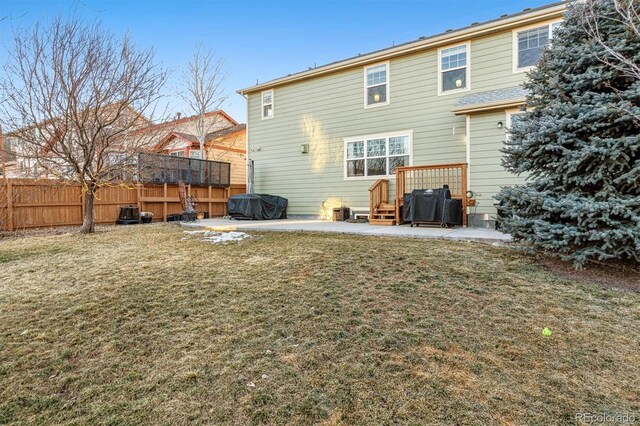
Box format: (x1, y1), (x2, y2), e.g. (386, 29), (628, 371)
(181, 218), (512, 244)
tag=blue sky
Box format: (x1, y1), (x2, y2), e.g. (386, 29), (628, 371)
(0, 0), (554, 122)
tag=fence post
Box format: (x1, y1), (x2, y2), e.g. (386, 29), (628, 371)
(136, 184), (142, 213)
(6, 180), (14, 232)
(81, 187), (85, 219)
(224, 186), (230, 216)
(163, 183), (168, 222)
(208, 185), (212, 217)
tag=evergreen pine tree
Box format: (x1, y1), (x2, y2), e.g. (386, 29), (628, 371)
(496, 0), (640, 267)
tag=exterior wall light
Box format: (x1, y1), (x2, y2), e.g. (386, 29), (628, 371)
(300, 144), (309, 154)
(497, 121), (504, 129)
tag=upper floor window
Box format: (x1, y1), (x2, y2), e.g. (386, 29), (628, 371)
(262, 90), (274, 119)
(344, 131), (412, 179)
(170, 150), (185, 157)
(438, 43), (470, 95)
(364, 63), (389, 108)
(514, 22), (561, 72)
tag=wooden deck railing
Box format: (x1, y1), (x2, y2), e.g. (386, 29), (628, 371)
(395, 163), (468, 226)
(368, 179), (389, 218)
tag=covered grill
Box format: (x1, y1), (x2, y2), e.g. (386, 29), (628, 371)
(227, 194), (288, 220)
(403, 186), (462, 227)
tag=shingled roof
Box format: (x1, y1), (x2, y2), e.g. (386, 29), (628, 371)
(451, 87), (528, 114)
(205, 124), (246, 140)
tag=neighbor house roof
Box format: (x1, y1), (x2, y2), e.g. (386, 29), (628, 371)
(206, 124), (246, 140)
(153, 124), (247, 153)
(237, 1), (566, 95)
(451, 87), (528, 114)
(132, 110), (238, 136)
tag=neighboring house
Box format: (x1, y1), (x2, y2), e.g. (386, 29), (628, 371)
(132, 109), (239, 150)
(147, 115), (247, 185)
(1, 105), (151, 179)
(205, 124), (247, 185)
(238, 1), (566, 227)
(1, 136), (18, 178)
(2, 109), (247, 185)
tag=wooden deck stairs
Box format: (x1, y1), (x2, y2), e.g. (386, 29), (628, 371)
(368, 179), (395, 225)
(370, 202), (396, 226)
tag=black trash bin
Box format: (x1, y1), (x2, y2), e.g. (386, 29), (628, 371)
(442, 199), (463, 226)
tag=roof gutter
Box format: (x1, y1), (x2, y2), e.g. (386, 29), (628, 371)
(237, 3), (566, 95)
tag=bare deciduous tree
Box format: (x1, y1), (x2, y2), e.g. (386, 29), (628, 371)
(581, 0), (640, 80)
(0, 17), (167, 233)
(182, 45), (227, 160)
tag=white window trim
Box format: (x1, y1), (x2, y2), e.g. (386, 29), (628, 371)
(343, 129), (413, 180)
(437, 42), (471, 96)
(261, 89), (274, 120)
(512, 19), (563, 74)
(505, 107), (528, 142)
(169, 150), (186, 157)
(363, 61), (390, 109)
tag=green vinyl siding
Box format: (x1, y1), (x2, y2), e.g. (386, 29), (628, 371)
(468, 111), (527, 217)
(246, 27), (531, 217)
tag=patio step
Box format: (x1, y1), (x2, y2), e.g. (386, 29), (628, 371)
(378, 203), (395, 211)
(369, 218), (396, 226)
(374, 213), (395, 219)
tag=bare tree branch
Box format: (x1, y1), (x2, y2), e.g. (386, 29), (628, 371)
(181, 44), (227, 160)
(0, 16), (168, 233)
(580, 0), (640, 80)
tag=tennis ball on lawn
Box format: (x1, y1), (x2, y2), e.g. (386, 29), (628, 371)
(542, 327), (552, 336)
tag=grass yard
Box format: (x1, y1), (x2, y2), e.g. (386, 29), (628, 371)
(0, 225), (638, 425)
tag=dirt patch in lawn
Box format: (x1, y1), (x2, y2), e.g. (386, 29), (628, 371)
(1, 224), (638, 425)
(538, 256), (640, 293)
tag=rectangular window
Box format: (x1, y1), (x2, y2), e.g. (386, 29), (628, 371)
(170, 150), (185, 157)
(344, 131), (411, 179)
(262, 90), (274, 119)
(189, 150), (202, 159)
(514, 21), (561, 71)
(439, 43), (470, 94)
(364, 63), (389, 107)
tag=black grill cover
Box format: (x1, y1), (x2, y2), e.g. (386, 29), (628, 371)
(406, 188), (451, 222)
(442, 199), (463, 225)
(227, 194), (288, 220)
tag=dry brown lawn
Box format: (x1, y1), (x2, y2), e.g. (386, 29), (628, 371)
(0, 224), (638, 425)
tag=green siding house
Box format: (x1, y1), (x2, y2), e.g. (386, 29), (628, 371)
(238, 2), (565, 227)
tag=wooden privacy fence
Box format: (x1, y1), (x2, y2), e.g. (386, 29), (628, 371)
(0, 179), (246, 231)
